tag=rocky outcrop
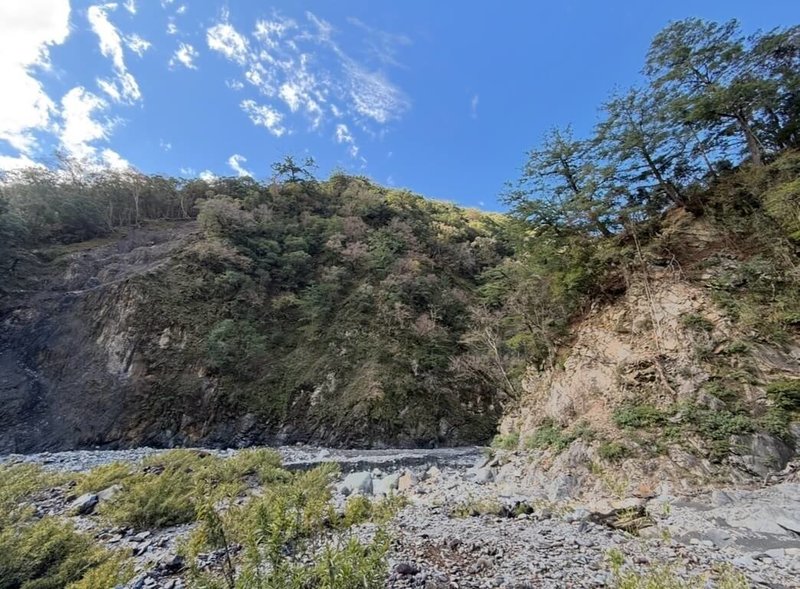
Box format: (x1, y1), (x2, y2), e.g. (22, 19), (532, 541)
(501, 211), (800, 486)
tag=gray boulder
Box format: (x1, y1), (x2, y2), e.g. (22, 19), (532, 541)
(341, 471), (373, 496)
(69, 493), (99, 515)
(730, 433), (794, 478)
(373, 472), (400, 496)
(97, 484), (122, 502)
(472, 467), (495, 484)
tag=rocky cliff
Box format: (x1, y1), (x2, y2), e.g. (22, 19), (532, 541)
(499, 209), (800, 492)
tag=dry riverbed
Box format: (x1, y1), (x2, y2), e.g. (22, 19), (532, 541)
(2, 447), (800, 588)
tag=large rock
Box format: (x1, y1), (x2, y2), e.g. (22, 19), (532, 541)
(69, 493), (99, 515)
(472, 467), (494, 484)
(373, 473), (400, 496)
(726, 505), (800, 537)
(97, 484), (122, 502)
(341, 471), (373, 496)
(547, 474), (578, 502)
(397, 470), (418, 492)
(730, 433), (794, 477)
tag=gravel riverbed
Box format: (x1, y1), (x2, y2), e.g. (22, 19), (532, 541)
(4, 447), (800, 588)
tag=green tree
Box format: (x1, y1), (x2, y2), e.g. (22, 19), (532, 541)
(271, 156), (317, 184)
(597, 87), (692, 207)
(503, 126), (619, 236)
(645, 18), (768, 166)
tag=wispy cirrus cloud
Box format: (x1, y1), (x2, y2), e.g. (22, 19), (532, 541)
(470, 94), (479, 119)
(240, 99), (285, 137)
(125, 34), (151, 57)
(207, 13), (250, 65)
(335, 123), (358, 158)
(206, 9), (410, 161)
(88, 3), (141, 104)
(170, 42), (198, 70)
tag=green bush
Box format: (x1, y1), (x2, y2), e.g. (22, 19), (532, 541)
(99, 449), (290, 529)
(100, 467), (196, 530)
(613, 403), (668, 429)
(597, 441), (632, 463)
(491, 431), (520, 450)
(186, 462), (390, 589)
(0, 517), (131, 589)
(680, 313), (714, 332)
(73, 463), (133, 495)
(766, 379), (800, 411)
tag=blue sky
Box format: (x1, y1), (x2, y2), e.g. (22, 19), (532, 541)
(0, 1), (797, 210)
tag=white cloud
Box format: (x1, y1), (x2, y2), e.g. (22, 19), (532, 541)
(345, 61), (408, 124)
(88, 4), (141, 103)
(207, 15), (249, 65)
(170, 43), (198, 70)
(199, 169), (216, 181)
(228, 154), (252, 177)
(125, 34), (151, 57)
(166, 21), (178, 35)
(470, 94), (479, 119)
(226, 79), (244, 90)
(346, 17), (411, 68)
(215, 10), (409, 149)
(334, 123), (359, 158)
(0, 154), (44, 171)
(176, 4), (187, 15)
(159, 139), (172, 151)
(101, 148), (129, 170)
(240, 99), (285, 137)
(123, 0), (136, 15)
(59, 86), (111, 161)
(0, 0), (70, 154)
(254, 16), (296, 49)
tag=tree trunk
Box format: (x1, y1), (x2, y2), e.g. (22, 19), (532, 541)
(640, 147), (683, 205)
(735, 112), (764, 166)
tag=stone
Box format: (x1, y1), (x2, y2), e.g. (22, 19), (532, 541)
(710, 490), (733, 507)
(473, 467), (495, 484)
(97, 484), (122, 502)
(726, 506), (800, 536)
(563, 508), (591, 523)
(160, 553), (186, 573)
(394, 562), (420, 576)
(729, 433), (793, 477)
(398, 470), (418, 492)
(373, 473), (401, 496)
(341, 471), (373, 496)
(547, 474), (578, 502)
(426, 466), (441, 479)
(69, 493), (98, 515)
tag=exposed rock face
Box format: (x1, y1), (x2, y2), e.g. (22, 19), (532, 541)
(504, 276), (734, 435)
(501, 211), (799, 485)
(0, 222), (498, 452)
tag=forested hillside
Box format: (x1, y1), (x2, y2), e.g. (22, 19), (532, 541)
(0, 18), (799, 455)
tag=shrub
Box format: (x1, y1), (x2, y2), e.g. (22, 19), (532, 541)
(680, 313), (714, 332)
(0, 517), (131, 589)
(597, 441), (632, 463)
(73, 463), (133, 495)
(185, 462), (389, 589)
(491, 431), (520, 450)
(100, 449), (292, 529)
(766, 379), (800, 411)
(613, 403), (668, 429)
(100, 467), (196, 530)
